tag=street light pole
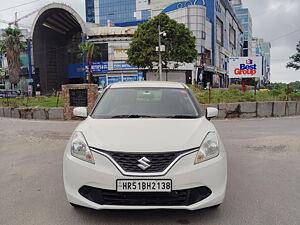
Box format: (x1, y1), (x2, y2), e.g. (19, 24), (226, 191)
(158, 23), (163, 81)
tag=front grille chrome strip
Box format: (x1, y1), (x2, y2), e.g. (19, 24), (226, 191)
(90, 148), (199, 177)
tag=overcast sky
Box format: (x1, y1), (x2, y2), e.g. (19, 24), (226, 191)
(0, 0), (299, 83)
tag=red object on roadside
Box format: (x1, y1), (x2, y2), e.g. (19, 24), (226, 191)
(242, 79), (246, 93)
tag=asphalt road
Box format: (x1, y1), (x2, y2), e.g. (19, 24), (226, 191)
(0, 117), (300, 225)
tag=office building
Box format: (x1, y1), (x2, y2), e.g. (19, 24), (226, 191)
(83, 0), (245, 87)
(229, 0), (252, 57)
(85, 0), (151, 26)
(148, 0), (244, 87)
(252, 37), (271, 85)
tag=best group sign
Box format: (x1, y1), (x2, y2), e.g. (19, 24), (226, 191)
(228, 57), (262, 79)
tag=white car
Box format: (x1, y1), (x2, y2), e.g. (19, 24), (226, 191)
(63, 81), (227, 211)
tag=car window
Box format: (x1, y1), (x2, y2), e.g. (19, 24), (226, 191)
(92, 88), (201, 119)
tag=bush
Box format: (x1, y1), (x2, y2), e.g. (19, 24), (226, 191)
(186, 84), (203, 92)
(269, 89), (282, 97)
(36, 96), (48, 103)
(0, 96), (63, 107)
(229, 84), (254, 91)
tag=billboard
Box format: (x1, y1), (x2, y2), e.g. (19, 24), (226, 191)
(113, 62), (138, 70)
(113, 49), (128, 60)
(68, 62), (109, 78)
(228, 57), (262, 79)
(86, 62), (108, 73)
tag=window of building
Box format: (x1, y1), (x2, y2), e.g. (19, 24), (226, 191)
(85, 0), (95, 23)
(201, 31), (206, 40)
(99, 0), (137, 26)
(229, 25), (236, 49)
(93, 43), (109, 62)
(216, 17), (224, 46)
(141, 10), (151, 20)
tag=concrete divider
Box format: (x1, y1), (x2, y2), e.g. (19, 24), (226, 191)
(257, 102), (273, 117)
(0, 107), (64, 120)
(201, 101), (300, 119)
(48, 108), (64, 120)
(0, 107), (5, 117)
(11, 108), (20, 118)
(218, 103), (240, 119)
(297, 102), (300, 115)
(273, 102), (286, 117)
(286, 102), (297, 116)
(0, 102), (299, 120)
(239, 102), (257, 118)
(33, 108), (47, 120)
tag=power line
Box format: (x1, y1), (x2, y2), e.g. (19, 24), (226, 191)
(270, 28), (300, 42)
(0, 0), (42, 13)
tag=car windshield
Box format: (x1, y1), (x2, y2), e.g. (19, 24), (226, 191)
(92, 88), (201, 119)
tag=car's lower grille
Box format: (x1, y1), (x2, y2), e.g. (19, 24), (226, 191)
(79, 186), (212, 206)
(98, 149), (193, 173)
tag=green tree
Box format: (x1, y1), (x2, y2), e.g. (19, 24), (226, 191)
(270, 82), (287, 90)
(289, 81), (300, 90)
(0, 28), (26, 87)
(287, 40), (300, 70)
(127, 13), (198, 80)
(78, 41), (100, 84)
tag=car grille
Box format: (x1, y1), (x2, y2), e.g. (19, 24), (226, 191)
(79, 186), (212, 206)
(98, 149), (192, 173)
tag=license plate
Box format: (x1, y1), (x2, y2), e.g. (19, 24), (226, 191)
(117, 179), (172, 192)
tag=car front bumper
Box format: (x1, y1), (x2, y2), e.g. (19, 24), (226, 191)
(63, 142), (227, 211)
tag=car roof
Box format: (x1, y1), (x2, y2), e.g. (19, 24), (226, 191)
(109, 81), (187, 89)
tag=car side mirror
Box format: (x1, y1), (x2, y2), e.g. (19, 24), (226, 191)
(73, 107), (88, 118)
(206, 107), (218, 120)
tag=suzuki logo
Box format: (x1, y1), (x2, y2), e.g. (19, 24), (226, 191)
(137, 157), (151, 171)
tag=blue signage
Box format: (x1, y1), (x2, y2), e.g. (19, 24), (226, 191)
(98, 75), (107, 87)
(86, 62), (108, 73)
(137, 72), (144, 81)
(162, 0), (205, 13)
(68, 64), (85, 78)
(108, 76), (122, 85)
(123, 76), (138, 82)
(113, 63), (138, 70)
(68, 62), (108, 78)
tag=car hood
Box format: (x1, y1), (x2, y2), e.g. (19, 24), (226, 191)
(77, 117), (215, 153)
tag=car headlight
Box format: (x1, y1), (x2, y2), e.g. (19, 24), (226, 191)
(71, 131), (95, 164)
(195, 132), (219, 164)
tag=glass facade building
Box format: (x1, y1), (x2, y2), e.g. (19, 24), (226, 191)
(99, 0), (136, 26)
(252, 38), (271, 85)
(86, 0), (95, 23)
(229, 0), (252, 56)
(85, 0), (151, 27)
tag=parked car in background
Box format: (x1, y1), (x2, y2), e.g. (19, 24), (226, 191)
(64, 81), (227, 211)
(0, 90), (20, 98)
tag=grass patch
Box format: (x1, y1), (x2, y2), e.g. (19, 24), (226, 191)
(194, 89), (300, 104)
(0, 88), (300, 108)
(0, 96), (63, 108)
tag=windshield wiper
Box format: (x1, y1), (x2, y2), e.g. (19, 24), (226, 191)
(111, 115), (158, 118)
(165, 115), (198, 119)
